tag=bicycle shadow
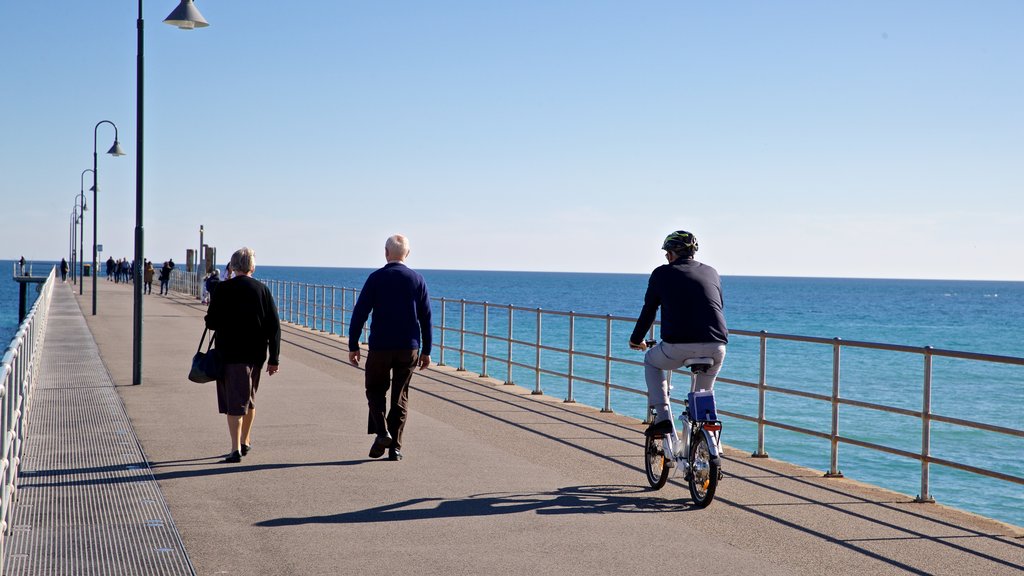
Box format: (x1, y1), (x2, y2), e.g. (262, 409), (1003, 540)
(256, 484), (694, 527)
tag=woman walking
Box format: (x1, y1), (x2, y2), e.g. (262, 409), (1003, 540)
(204, 247), (281, 463)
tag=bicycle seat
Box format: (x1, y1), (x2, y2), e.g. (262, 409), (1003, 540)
(683, 357), (715, 374)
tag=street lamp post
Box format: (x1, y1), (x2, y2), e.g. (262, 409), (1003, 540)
(79, 169), (95, 293)
(92, 122), (125, 314)
(129, 0), (209, 385)
(75, 191), (88, 293)
(70, 206), (82, 286)
(68, 210), (74, 280)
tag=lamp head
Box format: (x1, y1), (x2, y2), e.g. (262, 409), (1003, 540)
(107, 140), (126, 157)
(164, 0), (210, 29)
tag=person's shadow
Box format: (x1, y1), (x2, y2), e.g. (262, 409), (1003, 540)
(256, 484), (694, 527)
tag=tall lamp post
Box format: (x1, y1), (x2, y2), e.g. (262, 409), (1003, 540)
(75, 191), (88, 292)
(130, 0), (210, 385)
(92, 122), (125, 314)
(70, 205), (83, 286)
(68, 210), (74, 281)
(79, 169), (96, 294)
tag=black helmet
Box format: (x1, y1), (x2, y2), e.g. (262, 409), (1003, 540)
(661, 230), (698, 254)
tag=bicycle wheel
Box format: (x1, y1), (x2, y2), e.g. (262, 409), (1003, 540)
(687, 431), (719, 507)
(644, 434), (670, 490)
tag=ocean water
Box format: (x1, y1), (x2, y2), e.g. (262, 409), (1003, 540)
(256, 265), (1024, 529)
(1, 260), (57, 348)
(3, 261), (1022, 527)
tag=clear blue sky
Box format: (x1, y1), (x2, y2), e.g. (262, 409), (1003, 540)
(3, 1), (1021, 280)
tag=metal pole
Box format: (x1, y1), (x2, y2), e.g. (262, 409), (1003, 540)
(458, 299), (466, 371)
(532, 308), (543, 395)
(91, 118), (119, 317)
(753, 330), (769, 457)
(341, 288), (348, 336)
(505, 304), (514, 385)
(480, 303), (489, 378)
(826, 338), (844, 477)
(68, 213), (73, 279)
(131, 0), (144, 385)
(79, 193), (86, 295)
(330, 286), (336, 334)
(71, 209), (78, 286)
(601, 315), (612, 412)
(916, 347), (936, 503)
(438, 298), (446, 366)
(565, 312), (576, 403)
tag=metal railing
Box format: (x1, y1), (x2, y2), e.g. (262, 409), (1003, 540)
(169, 268), (202, 299)
(262, 278), (1024, 505)
(1, 267), (56, 559)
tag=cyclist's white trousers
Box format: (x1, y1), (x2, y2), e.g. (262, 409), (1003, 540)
(645, 341), (727, 418)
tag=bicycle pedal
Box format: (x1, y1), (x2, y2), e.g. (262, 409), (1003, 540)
(664, 459), (676, 469)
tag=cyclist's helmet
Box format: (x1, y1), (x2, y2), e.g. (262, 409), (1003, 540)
(661, 230), (698, 255)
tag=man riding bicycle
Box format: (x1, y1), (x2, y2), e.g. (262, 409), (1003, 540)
(629, 230), (728, 437)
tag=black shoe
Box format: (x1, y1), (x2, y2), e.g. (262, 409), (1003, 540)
(388, 448), (403, 461)
(222, 450), (242, 463)
(644, 419), (673, 437)
(368, 435), (392, 459)
(241, 443), (251, 456)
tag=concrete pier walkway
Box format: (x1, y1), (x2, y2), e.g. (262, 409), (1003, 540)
(4, 279), (1023, 575)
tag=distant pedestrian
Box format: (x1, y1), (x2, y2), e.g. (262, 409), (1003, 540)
(204, 247), (281, 464)
(60, 258), (69, 282)
(348, 234), (433, 462)
(106, 257), (115, 281)
(18, 256), (25, 275)
(159, 261), (172, 295)
(144, 261), (155, 294)
(203, 268), (221, 304)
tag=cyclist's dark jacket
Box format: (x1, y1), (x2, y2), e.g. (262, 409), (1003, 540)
(629, 257), (728, 345)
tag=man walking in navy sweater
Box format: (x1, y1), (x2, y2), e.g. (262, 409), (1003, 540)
(348, 234), (433, 461)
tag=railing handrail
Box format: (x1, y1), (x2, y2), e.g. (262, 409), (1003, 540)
(1, 266), (56, 567)
(256, 277), (1024, 513)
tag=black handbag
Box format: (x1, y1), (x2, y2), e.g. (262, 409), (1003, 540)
(188, 327), (222, 383)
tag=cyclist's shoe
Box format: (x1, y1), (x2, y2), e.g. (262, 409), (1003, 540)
(644, 419), (673, 437)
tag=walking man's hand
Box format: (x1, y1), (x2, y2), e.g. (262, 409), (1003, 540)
(349, 350), (361, 367)
(418, 354), (431, 371)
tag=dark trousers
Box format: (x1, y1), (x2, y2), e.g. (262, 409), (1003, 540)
(365, 349), (418, 449)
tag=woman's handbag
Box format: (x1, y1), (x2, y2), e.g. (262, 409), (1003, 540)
(188, 327), (222, 383)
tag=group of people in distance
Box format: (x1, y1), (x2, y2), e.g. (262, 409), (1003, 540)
(203, 230), (728, 467)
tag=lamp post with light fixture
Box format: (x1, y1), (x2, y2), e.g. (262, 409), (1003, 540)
(91, 123), (124, 314)
(129, 0), (210, 384)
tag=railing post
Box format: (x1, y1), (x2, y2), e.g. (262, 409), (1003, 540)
(825, 337), (844, 477)
(565, 311), (576, 403)
(532, 308), (543, 395)
(330, 287), (336, 335)
(341, 288), (348, 338)
(601, 314), (612, 412)
(505, 304), (514, 385)
(752, 330), (769, 457)
(438, 297), (446, 367)
(320, 285), (327, 332)
(479, 303), (489, 378)
(916, 347), (936, 503)
(305, 284), (311, 328)
(458, 299), (466, 371)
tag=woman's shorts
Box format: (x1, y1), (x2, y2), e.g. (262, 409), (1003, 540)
(217, 363), (262, 416)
